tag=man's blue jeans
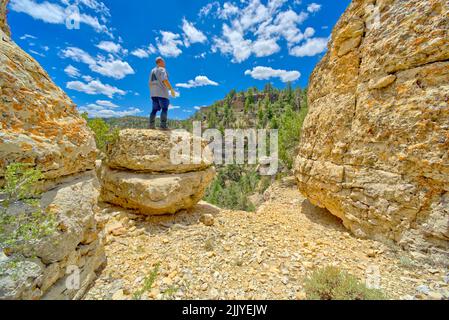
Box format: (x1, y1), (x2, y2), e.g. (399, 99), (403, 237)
(150, 97), (169, 129)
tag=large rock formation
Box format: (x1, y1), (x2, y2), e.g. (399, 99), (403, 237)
(99, 129), (216, 215)
(0, 0), (104, 300)
(295, 0), (449, 265)
(0, 1), (96, 182)
(0, 0), (9, 37)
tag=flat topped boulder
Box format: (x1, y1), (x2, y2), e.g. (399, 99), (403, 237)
(98, 165), (216, 215)
(105, 129), (213, 174)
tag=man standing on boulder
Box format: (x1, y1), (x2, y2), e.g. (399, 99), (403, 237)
(149, 56), (176, 130)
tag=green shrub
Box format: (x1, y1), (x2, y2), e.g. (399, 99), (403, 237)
(278, 105), (308, 169)
(304, 266), (386, 300)
(204, 165), (261, 212)
(0, 164), (56, 272)
(81, 113), (120, 153)
(132, 263), (160, 300)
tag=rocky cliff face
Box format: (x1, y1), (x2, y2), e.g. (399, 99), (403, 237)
(0, 2), (96, 181)
(295, 0), (449, 265)
(0, 1), (104, 300)
(99, 129), (216, 215)
(0, 0), (9, 37)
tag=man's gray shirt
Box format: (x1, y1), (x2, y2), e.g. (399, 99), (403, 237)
(149, 66), (169, 99)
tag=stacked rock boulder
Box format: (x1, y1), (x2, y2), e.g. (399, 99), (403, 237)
(0, 0), (105, 299)
(295, 0), (448, 265)
(98, 129), (216, 215)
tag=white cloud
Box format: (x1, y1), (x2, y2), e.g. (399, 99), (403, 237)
(82, 75), (93, 82)
(211, 1), (314, 62)
(66, 0), (111, 17)
(64, 65), (81, 78)
(61, 47), (97, 65)
(182, 19), (207, 47)
(95, 100), (119, 108)
(169, 105), (181, 110)
(131, 44), (157, 59)
(131, 49), (149, 58)
(66, 79), (126, 98)
(252, 38), (281, 57)
(156, 31), (183, 58)
(307, 3), (322, 13)
(29, 49), (45, 57)
(244, 66), (301, 82)
(304, 27), (315, 38)
(194, 52), (207, 59)
(20, 34), (37, 40)
(212, 24), (252, 63)
(78, 104), (142, 118)
(61, 47), (134, 79)
(10, 0), (113, 37)
(176, 76), (219, 89)
(289, 37), (328, 57)
(199, 2), (220, 17)
(90, 58), (134, 80)
(218, 2), (239, 19)
(96, 41), (122, 54)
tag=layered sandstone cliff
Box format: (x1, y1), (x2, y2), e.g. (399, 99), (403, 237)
(0, 0), (104, 299)
(295, 0), (449, 264)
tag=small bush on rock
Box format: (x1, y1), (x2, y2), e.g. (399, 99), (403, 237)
(0, 163), (56, 274)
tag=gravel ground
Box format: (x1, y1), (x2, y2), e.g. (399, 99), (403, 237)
(84, 181), (449, 300)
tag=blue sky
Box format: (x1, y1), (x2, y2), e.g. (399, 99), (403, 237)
(8, 0), (350, 120)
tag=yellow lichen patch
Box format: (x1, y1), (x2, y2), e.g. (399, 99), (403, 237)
(19, 142), (33, 151)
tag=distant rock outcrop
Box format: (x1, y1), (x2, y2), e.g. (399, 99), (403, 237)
(295, 0), (449, 264)
(0, 0), (104, 300)
(99, 129), (216, 215)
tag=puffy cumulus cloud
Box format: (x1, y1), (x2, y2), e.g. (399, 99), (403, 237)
(289, 37), (328, 57)
(307, 3), (322, 13)
(156, 31), (184, 58)
(182, 19), (207, 47)
(90, 58), (134, 80)
(10, 0), (113, 38)
(252, 38), (281, 57)
(61, 47), (134, 79)
(66, 79), (126, 98)
(218, 2), (239, 19)
(210, 0), (323, 62)
(176, 76), (219, 89)
(244, 66), (301, 83)
(212, 24), (252, 63)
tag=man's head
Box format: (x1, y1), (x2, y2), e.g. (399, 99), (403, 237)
(156, 56), (165, 68)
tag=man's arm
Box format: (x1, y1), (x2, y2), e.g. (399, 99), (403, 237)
(163, 80), (176, 98)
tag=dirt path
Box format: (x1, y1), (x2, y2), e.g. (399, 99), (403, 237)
(84, 181), (448, 300)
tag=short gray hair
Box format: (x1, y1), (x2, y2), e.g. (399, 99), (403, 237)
(155, 56), (164, 64)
